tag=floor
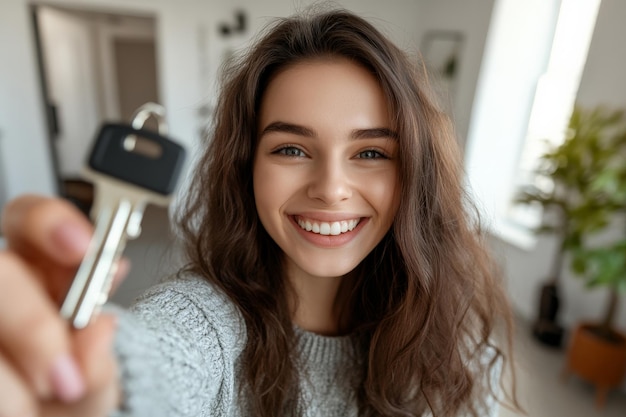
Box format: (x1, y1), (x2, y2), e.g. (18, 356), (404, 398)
(110, 204), (184, 307)
(499, 317), (626, 417)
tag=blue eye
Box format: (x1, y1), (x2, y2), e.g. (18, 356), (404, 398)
(357, 149), (388, 159)
(274, 146), (306, 157)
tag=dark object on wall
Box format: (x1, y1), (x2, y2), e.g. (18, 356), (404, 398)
(219, 10), (247, 37)
(421, 30), (463, 79)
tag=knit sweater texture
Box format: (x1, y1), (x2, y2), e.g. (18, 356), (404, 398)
(110, 275), (500, 417)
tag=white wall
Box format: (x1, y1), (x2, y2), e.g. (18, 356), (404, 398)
(496, 0), (626, 331)
(0, 139), (6, 211)
(416, 0), (495, 149)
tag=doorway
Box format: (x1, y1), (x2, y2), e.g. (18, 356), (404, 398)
(32, 5), (159, 213)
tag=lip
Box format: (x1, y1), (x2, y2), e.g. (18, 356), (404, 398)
(288, 214), (368, 248)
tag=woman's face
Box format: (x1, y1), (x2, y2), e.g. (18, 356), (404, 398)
(253, 58), (400, 280)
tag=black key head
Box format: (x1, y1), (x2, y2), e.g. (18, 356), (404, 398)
(88, 123), (186, 195)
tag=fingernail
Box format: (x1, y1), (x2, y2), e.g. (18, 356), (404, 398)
(51, 222), (91, 255)
(50, 354), (86, 402)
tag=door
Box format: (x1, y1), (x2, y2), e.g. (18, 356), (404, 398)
(37, 6), (100, 178)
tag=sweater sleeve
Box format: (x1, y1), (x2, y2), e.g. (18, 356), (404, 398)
(482, 351), (503, 417)
(469, 344), (503, 417)
(108, 277), (245, 417)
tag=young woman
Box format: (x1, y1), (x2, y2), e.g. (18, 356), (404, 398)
(0, 9), (516, 417)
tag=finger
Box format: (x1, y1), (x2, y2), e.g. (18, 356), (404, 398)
(0, 252), (85, 402)
(41, 315), (120, 417)
(1, 195), (92, 267)
(1, 195), (94, 305)
(41, 380), (118, 417)
(39, 256), (129, 308)
(73, 314), (118, 391)
(110, 257), (131, 296)
(0, 352), (37, 417)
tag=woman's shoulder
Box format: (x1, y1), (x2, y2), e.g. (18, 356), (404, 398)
(129, 274), (246, 350)
(110, 275), (246, 415)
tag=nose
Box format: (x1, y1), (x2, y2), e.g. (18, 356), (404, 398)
(307, 158), (352, 205)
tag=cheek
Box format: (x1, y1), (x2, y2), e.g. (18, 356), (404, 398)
(361, 169), (400, 222)
(253, 161), (288, 224)
(252, 164), (271, 220)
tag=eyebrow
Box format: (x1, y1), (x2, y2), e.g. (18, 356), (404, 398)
(260, 121), (398, 140)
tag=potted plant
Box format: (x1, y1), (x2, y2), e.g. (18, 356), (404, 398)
(563, 111), (626, 408)
(515, 105), (624, 347)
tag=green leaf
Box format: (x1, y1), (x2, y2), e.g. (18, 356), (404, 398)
(513, 104), (626, 294)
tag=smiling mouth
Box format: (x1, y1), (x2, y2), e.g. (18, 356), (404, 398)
(295, 216), (361, 236)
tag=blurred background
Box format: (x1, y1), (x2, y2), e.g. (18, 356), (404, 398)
(1, 0), (625, 415)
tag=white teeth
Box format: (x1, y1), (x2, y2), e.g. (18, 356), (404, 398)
(296, 217), (360, 235)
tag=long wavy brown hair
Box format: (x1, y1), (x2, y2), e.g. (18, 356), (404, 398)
(178, 8), (516, 417)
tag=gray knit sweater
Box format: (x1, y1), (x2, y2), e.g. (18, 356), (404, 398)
(111, 275), (500, 417)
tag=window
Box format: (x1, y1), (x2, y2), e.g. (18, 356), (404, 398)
(464, 0), (601, 249)
(507, 0), (602, 231)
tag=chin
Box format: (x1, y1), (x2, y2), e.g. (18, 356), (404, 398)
(296, 258), (361, 279)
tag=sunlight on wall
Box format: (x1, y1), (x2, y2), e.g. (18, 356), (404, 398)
(508, 0), (602, 231)
(465, 0), (601, 249)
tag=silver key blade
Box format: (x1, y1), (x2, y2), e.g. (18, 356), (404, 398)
(60, 198), (133, 329)
(60, 170), (170, 329)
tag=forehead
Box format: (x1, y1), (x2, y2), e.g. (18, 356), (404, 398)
(258, 58), (391, 129)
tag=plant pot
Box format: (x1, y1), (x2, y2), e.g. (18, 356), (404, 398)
(563, 322), (626, 408)
(533, 318), (564, 347)
(532, 283), (564, 348)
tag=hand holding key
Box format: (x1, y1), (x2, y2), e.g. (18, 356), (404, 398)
(0, 195), (122, 416)
(0, 103), (185, 416)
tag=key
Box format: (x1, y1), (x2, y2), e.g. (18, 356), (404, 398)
(60, 103), (186, 329)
